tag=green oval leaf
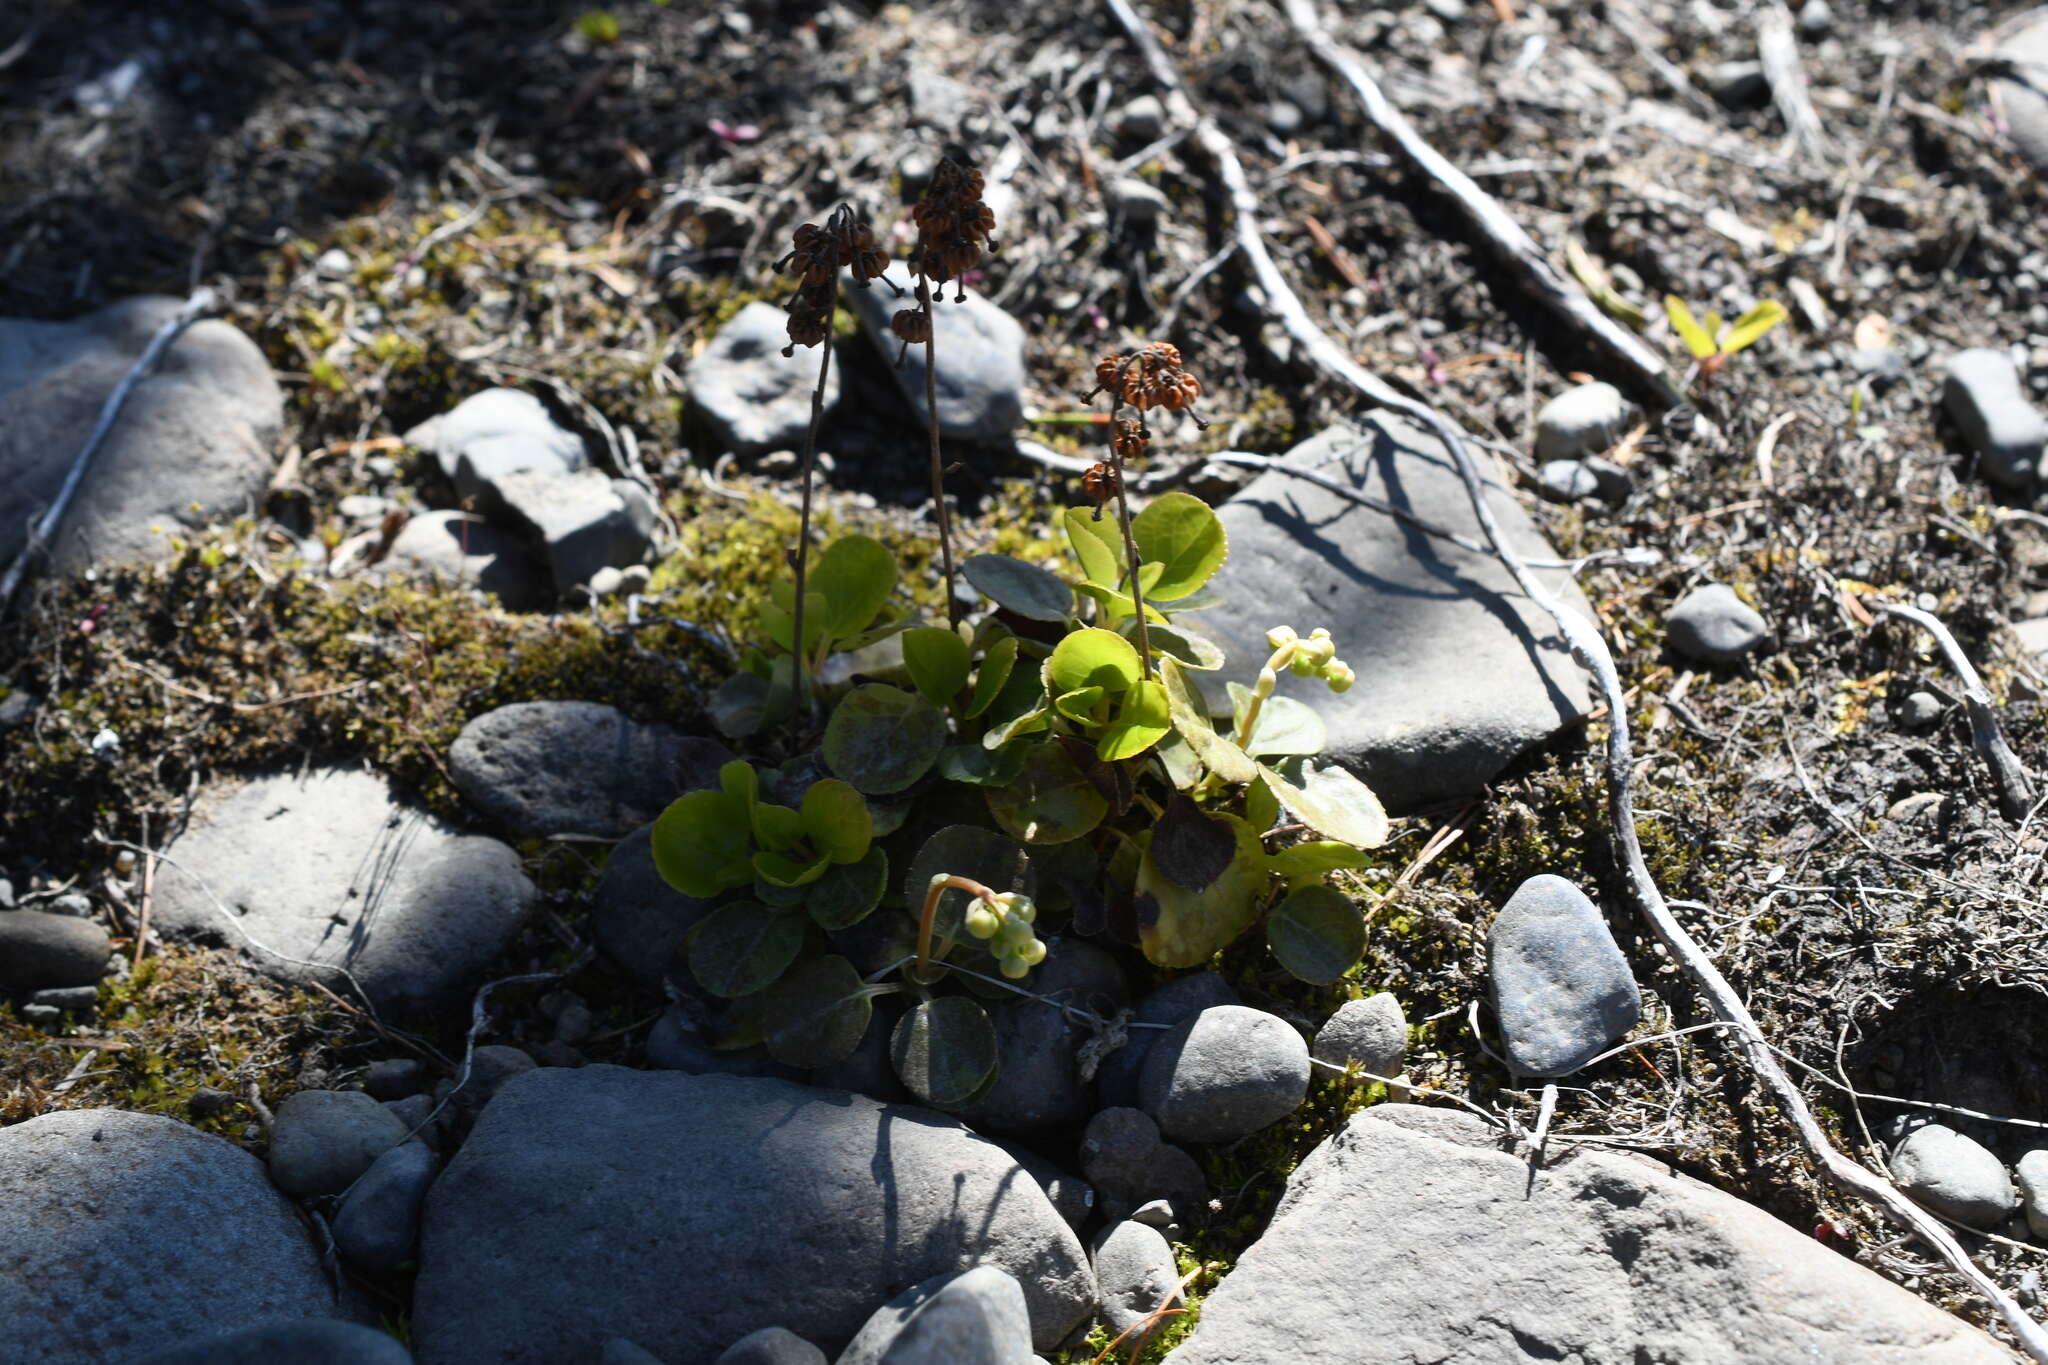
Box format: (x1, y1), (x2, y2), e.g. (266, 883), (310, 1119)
(1227, 684), (1328, 758)
(688, 902), (806, 998)
(651, 788), (755, 899)
(1099, 678), (1170, 762)
(1131, 490), (1227, 601)
(985, 739), (1109, 845)
(761, 955), (873, 1068)
(1045, 626), (1141, 696)
(1063, 506), (1124, 586)
(965, 635), (1019, 718)
(1160, 656), (1258, 785)
(800, 778), (872, 864)
(805, 846), (889, 930)
(902, 626), (971, 706)
(709, 668), (783, 739)
(963, 554), (1072, 622)
(1267, 839), (1371, 888)
(751, 800), (804, 851)
(891, 996), (1000, 1108)
(1052, 685), (1108, 724)
(751, 847), (829, 888)
(1258, 761), (1390, 849)
(1266, 884), (1366, 986)
(981, 664), (1050, 749)
(1135, 812), (1268, 968)
(1138, 620), (1227, 671)
(823, 684), (947, 795)
(812, 535), (899, 638)
(937, 742), (1029, 787)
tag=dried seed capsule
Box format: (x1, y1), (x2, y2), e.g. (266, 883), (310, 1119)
(890, 308), (931, 344)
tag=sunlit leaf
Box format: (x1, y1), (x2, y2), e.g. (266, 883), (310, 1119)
(1720, 298), (1788, 355)
(1099, 678), (1171, 762)
(1160, 656), (1257, 785)
(1062, 506), (1124, 587)
(1227, 684), (1328, 758)
(1045, 626), (1141, 695)
(1664, 295), (1719, 360)
(650, 788), (754, 899)
(1267, 839), (1371, 888)
(901, 626), (971, 707)
(1135, 813), (1268, 967)
(965, 635), (1019, 719)
(1258, 761), (1389, 848)
(1131, 491), (1227, 601)
(812, 535), (899, 638)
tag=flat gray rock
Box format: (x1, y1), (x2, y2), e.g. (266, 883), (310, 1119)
(0, 297), (281, 573)
(1891, 1124), (2017, 1230)
(1079, 1108), (1207, 1217)
(404, 388), (588, 513)
(1488, 874), (1639, 1078)
(849, 264), (1026, 441)
(2019, 1149), (2048, 1238)
(0, 1109), (345, 1364)
(449, 701), (704, 838)
(1199, 418), (1592, 812)
(409, 1068), (1094, 1363)
(1944, 348), (2046, 488)
(836, 1266), (1036, 1365)
(374, 510), (550, 612)
(687, 301), (840, 454)
(137, 1320), (412, 1365)
(1163, 1104), (2011, 1365)
(1139, 1004), (1310, 1145)
(0, 909), (111, 992)
(495, 467), (659, 593)
(150, 767), (534, 1017)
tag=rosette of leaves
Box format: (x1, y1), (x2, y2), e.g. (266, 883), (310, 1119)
(647, 759), (887, 1067)
(712, 533), (910, 739)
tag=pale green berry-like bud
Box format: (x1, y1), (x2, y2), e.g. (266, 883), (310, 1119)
(999, 915), (1035, 949)
(1289, 653), (1319, 678)
(1326, 661), (1355, 693)
(1011, 895), (1037, 924)
(1308, 627), (1331, 640)
(999, 954), (1031, 980)
(1257, 666), (1279, 692)
(965, 904), (1001, 939)
(1266, 625), (1298, 649)
(1017, 938), (1047, 967)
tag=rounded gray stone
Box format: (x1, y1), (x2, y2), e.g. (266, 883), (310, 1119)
(375, 510), (549, 612)
(711, 1325), (827, 1365)
(268, 1089), (410, 1197)
(410, 1068), (1094, 1361)
(0, 297), (282, 575)
(836, 1266), (1035, 1365)
(1534, 382), (1629, 462)
(0, 910), (112, 992)
(1488, 874), (1640, 1078)
(0, 1109), (341, 1364)
(136, 1320), (413, 1365)
(1097, 970), (1240, 1110)
(1944, 348), (2047, 488)
(686, 301), (841, 454)
(449, 702), (707, 838)
(364, 1058), (425, 1100)
(333, 1139), (438, 1272)
(1312, 992), (1407, 1078)
(591, 822), (721, 991)
(1537, 459), (1599, 503)
(848, 264), (1026, 442)
(1665, 583), (1768, 665)
(1092, 1220), (1182, 1338)
(2017, 1149), (2048, 1239)
(956, 938), (1127, 1132)
(1139, 1005), (1311, 1145)
(1891, 1124), (2017, 1229)
(450, 1045), (537, 1114)
(1895, 690), (1943, 729)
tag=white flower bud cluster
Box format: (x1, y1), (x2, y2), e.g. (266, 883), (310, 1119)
(1264, 626), (1354, 693)
(956, 885), (1046, 979)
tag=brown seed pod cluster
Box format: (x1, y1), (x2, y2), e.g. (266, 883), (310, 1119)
(1090, 343), (1205, 415)
(1081, 458), (1122, 508)
(776, 204), (888, 354)
(909, 156), (999, 301)
(1109, 418), (1148, 462)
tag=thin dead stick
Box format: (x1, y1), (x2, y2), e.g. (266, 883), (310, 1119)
(1275, 0), (1683, 411)
(132, 815), (154, 971)
(1100, 5), (2048, 1347)
(1867, 599), (2036, 821)
(0, 288), (218, 614)
(1758, 3), (1831, 164)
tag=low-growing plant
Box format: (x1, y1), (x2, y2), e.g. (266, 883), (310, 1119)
(648, 172), (1389, 1110)
(1663, 295), (1788, 383)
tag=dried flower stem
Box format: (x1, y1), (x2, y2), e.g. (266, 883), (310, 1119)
(791, 330), (835, 718)
(1109, 354), (1154, 675)
(913, 873), (1000, 984)
(916, 276), (960, 626)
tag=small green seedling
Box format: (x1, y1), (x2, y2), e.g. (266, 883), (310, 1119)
(1664, 295), (1788, 381)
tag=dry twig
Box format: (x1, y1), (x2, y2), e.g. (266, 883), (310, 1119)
(1275, 0), (1683, 410)
(1867, 599), (2036, 821)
